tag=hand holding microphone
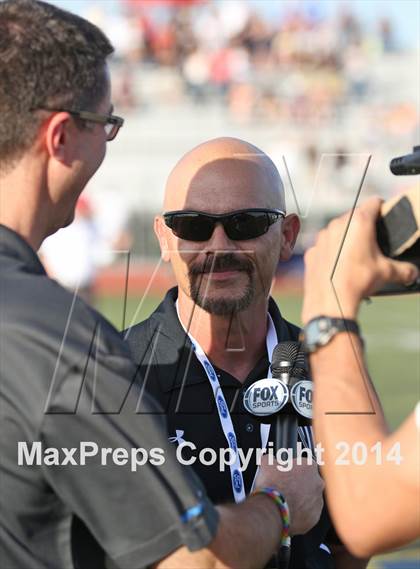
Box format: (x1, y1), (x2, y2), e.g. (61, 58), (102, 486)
(255, 455), (324, 536)
(244, 340), (321, 567)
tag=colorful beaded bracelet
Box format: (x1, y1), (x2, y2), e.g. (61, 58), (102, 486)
(251, 487), (291, 547)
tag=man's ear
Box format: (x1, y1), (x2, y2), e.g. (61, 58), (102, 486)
(279, 214), (300, 261)
(154, 216), (171, 262)
(44, 112), (74, 164)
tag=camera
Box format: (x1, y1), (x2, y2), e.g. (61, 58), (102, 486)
(373, 147), (420, 296)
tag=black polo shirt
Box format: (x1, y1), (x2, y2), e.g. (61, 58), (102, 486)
(125, 287), (335, 569)
(0, 226), (218, 569)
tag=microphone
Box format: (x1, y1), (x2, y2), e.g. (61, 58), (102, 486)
(262, 341), (312, 569)
(242, 341), (313, 447)
(270, 342), (302, 454)
(276, 342), (313, 424)
(242, 342), (313, 569)
(270, 341), (305, 376)
(390, 146), (420, 175)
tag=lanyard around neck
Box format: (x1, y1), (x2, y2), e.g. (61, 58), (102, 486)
(176, 300), (278, 502)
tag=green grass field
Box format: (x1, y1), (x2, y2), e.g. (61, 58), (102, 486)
(96, 292), (419, 568)
(97, 292), (419, 430)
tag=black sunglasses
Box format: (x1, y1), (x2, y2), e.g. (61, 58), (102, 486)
(163, 208), (286, 242)
(32, 107), (124, 141)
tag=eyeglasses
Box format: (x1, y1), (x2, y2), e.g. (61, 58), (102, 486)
(163, 208), (285, 242)
(33, 107), (124, 141)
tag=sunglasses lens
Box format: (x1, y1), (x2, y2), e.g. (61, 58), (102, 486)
(225, 212), (270, 240)
(105, 124), (119, 141)
(169, 214), (214, 241)
(165, 210), (281, 241)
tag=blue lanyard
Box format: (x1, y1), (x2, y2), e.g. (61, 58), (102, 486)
(176, 300), (278, 502)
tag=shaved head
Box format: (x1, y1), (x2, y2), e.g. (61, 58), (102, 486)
(156, 137), (299, 317)
(164, 137), (286, 213)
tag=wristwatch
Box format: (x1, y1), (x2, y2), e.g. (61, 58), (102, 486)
(300, 316), (361, 353)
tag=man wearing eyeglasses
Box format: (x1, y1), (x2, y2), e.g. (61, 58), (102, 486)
(125, 137), (368, 568)
(0, 2), (325, 569)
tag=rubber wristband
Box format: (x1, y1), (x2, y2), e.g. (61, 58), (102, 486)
(252, 487), (291, 547)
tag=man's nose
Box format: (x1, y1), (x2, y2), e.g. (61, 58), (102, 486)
(204, 223), (236, 253)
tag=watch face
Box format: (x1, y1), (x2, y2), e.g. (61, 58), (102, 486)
(304, 317), (359, 352)
(305, 320), (321, 347)
(305, 317), (333, 351)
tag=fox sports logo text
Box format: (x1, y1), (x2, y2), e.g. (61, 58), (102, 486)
(243, 378), (289, 417)
(290, 380), (313, 419)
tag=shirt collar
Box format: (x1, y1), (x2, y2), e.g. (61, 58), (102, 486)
(149, 287), (297, 392)
(152, 287), (291, 344)
(0, 224), (46, 275)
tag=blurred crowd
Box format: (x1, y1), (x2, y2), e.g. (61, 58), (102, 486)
(43, 0), (418, 293)
(41, 195), (132, 303)
(85, 0), (401, 123)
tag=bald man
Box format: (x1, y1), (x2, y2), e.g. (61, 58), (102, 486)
(125, 138), (367, 568)
(0, 2), (323, 566)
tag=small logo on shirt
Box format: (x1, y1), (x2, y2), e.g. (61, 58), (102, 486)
(168, 430), (186, 445)
(217, 395), (228, 418)
(227, 432), (237, 452)
(232, 469), (243, 493)
(203, 361), (217, 382)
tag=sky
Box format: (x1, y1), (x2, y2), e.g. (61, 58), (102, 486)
(51, 0), (419, 49)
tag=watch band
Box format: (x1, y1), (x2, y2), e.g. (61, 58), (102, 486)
(300, 316), (361, 353)
(319, 316), (360, 334)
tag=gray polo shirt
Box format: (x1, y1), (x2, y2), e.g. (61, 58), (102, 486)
(0, 225), (218, 569)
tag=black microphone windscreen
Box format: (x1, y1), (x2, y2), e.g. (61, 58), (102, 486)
(292, 347), (309, 375)
(271, 341), (307, 379)
(271, 341), (297, 376)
